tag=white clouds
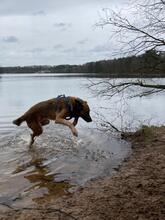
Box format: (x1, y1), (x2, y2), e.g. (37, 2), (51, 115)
(1, 36), (19, 43)
(53, 22), (72, 28)
(28, 48), (45, 53)
(77, 39), (89, 45)
(53, 22), (72, 31)
(0, 0), (125, 66)
(32, 10), (46, 16)
(0, 0), (123, 16)
(91, 44), (110, 53)
(53, 44), (63, 50)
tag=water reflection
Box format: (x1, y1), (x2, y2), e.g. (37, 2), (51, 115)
(0, 122), (131, 207)
(13, 146), (71, 204)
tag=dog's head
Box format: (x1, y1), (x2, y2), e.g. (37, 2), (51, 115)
(75, 98), (92, 122)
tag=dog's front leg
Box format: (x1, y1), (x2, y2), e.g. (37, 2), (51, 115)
(55, 118), (78, 137)
(73, 116), (79, 127)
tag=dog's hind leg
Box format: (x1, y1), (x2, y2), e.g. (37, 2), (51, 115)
(27, 120), (43, 146)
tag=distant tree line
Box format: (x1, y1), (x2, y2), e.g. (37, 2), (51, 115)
(0, 49), (165, 77)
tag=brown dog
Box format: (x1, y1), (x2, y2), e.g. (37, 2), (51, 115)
(13, 95), (92, 145)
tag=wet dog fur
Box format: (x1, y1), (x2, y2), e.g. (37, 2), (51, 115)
(13, 96), (92, 145)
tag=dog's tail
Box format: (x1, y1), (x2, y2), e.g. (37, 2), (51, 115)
(13, 115), (26, 126)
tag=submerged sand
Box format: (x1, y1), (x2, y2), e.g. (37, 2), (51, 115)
(0, 126), (164, 220)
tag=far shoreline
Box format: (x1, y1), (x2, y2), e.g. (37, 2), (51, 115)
(1, 50), (165, 77)
(1, 72), (165, 78)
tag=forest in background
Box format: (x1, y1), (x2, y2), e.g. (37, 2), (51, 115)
(1, 49), (165, 77)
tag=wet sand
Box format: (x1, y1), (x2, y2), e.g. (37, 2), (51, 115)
(0, 126), (164, 219)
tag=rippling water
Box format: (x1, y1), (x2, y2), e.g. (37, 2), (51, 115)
(0, 73), (164, 206)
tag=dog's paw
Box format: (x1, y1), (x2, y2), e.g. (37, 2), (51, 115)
(72, 128), (78, 137)
(73, 131), (78, 137)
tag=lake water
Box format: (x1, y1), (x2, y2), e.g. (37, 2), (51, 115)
(0, 74), (165, 133)
(0, 73), (164, 206)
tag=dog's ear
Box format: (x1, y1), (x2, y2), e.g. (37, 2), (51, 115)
(75, 98), (84, 111)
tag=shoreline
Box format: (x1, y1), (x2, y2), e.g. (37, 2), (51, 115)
(1, 72), (165, 78)
(0, 126), (164, 219)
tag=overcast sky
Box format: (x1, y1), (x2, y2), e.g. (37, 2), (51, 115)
(0, 0), (125, 66)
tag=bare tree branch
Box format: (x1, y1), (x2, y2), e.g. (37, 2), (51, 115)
(90, 0), (165, 132)
(87, 78), (165, 99)
(96, 0), (165, 55)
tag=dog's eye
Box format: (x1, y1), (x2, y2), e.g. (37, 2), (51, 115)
(85, 110), (89, 114)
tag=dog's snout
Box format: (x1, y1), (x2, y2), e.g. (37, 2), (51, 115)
(86, 115), (92, 122)
(88, 117), (92, 122)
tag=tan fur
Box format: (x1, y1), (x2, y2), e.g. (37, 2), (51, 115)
(13, 96), (92, 146)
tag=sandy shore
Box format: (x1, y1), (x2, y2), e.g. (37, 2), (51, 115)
(0, 126), (164, 220)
